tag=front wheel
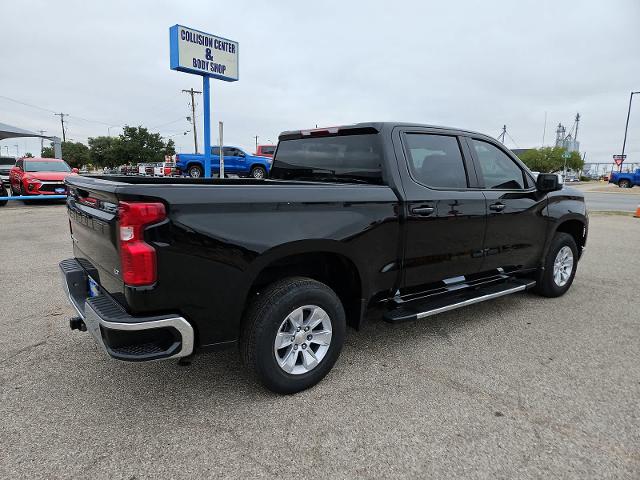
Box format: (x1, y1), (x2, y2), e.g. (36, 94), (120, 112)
(534, 232), (578, 298)
(240, 277), (346, 394)
(250, 165), (266, 179)
(619, 179), (631, 188)
(188, 165), (204, 178)
(0, 184), (8, 207)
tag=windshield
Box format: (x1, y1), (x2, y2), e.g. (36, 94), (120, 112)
(24, 160), (71, 172)
(270, 133), (384, 185)
(0, 157), (15, 166)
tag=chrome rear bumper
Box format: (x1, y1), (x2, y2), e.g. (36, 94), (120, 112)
(59, 258), (194, 361)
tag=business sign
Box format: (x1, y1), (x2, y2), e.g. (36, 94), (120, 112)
(170, 25), (238, 82)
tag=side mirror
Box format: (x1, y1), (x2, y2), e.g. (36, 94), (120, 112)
(238, 151), (245, 157)
(536, 173), (562, 192)
(71, 168), (79, 174)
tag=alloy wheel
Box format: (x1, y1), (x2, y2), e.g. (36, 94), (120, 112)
(553, 246), (574, 287)
(273, 305), (332, 375)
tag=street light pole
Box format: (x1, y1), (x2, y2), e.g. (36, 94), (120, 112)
(620, 91), (639, 172)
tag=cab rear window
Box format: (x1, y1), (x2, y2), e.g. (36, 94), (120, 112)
(270, 134), (383, 185)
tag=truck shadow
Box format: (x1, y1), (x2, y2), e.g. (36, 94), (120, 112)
(89, 293), (537, 405)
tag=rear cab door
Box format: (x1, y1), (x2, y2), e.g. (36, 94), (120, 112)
(392, 127), (487, 290)
(464, 136), (547, 273)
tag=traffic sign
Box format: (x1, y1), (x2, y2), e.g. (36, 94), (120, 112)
(613, 154), (626, 166)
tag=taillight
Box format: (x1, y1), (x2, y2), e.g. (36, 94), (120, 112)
(164, 167), (171, 176)
(118, 201), (166, 286)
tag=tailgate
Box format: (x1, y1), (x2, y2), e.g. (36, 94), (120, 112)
(66, 179), (124, 298)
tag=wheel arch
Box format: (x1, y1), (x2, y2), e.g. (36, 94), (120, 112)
(243, 245), (365, 331)
(186, 162), (203, 173)
(551, 216), (587, 260)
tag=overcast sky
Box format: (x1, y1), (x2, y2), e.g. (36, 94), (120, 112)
(1, 0), (639, 166)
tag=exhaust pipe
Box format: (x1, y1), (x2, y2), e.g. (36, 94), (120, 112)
(69, 316), (87, 332)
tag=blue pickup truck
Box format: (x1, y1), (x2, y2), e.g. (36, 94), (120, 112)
(609, 168), (640, 188)
(176, 146), (272, 178)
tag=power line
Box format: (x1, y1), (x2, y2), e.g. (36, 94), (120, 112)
(505, 131), (520, 148)
(150, 117), (186, 130)
(0, 94), (58, 114)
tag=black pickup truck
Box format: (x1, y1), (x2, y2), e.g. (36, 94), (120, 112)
(60, 122), (588, 393)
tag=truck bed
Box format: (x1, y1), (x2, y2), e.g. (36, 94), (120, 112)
(65, 174), (401, 347)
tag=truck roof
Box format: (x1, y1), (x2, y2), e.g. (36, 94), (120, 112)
(278, 122), (494, 141)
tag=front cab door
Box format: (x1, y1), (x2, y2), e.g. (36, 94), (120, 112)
(395, 129), (487, 291)
(465, 137), (547, 273)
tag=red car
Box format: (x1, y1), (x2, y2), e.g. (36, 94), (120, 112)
(9, 157), (78, 196)
(255, 144), (276, 158)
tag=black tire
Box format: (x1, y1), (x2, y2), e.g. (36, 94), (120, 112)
(188, 164), (204, 178)
(10, 184), (21, 197)
(250, 165), (266, 179)
(534, 232), (579, 298)
(619, 179), (631, 188)
(240, 277), (346, 394)
(0, 184), (7, 207)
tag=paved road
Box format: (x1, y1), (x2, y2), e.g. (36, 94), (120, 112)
(1, 205), (639, 479)
(583, 191), (638, 212)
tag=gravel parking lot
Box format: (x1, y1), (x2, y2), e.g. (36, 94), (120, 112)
(1, 204), (639, 479)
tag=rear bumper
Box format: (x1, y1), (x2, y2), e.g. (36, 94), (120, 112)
(59, 258), (194, 361)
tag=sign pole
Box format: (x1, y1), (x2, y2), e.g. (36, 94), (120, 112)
(219, 121), (224, 178)
(203, 76), (211, 178)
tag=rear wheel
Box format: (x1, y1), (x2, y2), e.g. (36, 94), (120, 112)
(619, 179), (631, 188)
(188, 165), (203, 178)
(250, 165), (266, 179)
(240, 277), (346, 394)
(534, 232), (578, 297)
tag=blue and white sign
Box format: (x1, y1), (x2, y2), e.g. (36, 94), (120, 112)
(170, 25), (239, 82)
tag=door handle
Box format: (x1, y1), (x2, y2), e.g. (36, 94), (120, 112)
(489, 203), (506, 212)
(411, 206), (434, 216)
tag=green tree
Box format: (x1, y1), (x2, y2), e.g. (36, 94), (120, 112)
(42, 141), (90, 168)
(24, 152), (34, 158)
(115, 125), (170, 165)
(88, 136), (122, 167)
(519, 146), (583, 173)
(165, 139), (176, 157)
(41, 145), (54, 158)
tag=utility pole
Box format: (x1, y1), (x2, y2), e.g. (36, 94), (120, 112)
(254, 135), (259, 151)
(54, 113), (68, 142)
(498, 125), (507, 144)
(574, 113), (580, 142)
(620, 91), (639, 172)
(182, 88), (202, 153)
(38, 130), (46, 156)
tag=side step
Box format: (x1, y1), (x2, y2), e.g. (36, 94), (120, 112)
(383, 278), (536, 323)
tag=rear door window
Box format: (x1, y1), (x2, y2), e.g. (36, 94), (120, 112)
(404, 134), (468, 189)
